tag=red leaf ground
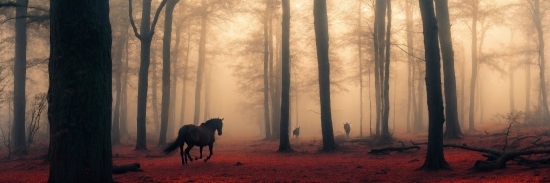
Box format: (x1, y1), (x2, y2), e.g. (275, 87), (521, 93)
(1, 125), (549, 182)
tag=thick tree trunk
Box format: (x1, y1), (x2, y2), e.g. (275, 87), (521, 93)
(262, 1), (271, 139)
(533, 0), (549, 122)
(12, 0), (28, 155)
(381, 0), (392, 139)
(314, 0), (337, 151)
(159, 0), (179, 146)
(192, 4), (207, 125)
(418, 0), (450, 170)
(48, 0), (113, 181)
(278, 0), (292, 152)
(435, 0), (462, 139)
(152, 57), (160, 135)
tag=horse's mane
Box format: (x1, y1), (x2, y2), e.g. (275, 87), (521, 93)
(201, 118), (223, 126)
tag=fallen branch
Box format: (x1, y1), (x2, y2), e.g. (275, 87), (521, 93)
(368, 141), (420, 154)
(112, 163), (143, 174)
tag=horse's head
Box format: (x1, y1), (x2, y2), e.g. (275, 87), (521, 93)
(203, 117), (224, 136)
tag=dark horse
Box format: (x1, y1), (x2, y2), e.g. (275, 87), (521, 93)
(163, 118), (224, 165)
(292, 126), (300, 138)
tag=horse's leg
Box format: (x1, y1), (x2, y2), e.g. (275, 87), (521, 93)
(184, 145), (194, 165)
(195, 146), (203, 160)
(204, 143), (213, 162)
(179, 144), (185, 165)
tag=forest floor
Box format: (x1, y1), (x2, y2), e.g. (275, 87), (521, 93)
(1, 123), (549, 182)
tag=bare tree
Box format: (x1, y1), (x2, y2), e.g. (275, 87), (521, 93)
(314, 0), (337, 151)
(129, 0), (168, 150)
(435, 0), (462, 139)
(418, 0), (450, 170)
(278, 0), (292, 152)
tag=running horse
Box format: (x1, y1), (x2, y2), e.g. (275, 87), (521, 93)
(163, 118), (224, 165)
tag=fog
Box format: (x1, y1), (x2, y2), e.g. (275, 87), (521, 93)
(0, 0), (546, 144)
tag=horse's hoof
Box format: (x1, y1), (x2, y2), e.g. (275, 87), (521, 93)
(189, 159), (193, 162)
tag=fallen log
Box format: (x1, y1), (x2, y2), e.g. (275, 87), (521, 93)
(112, 163), (143, 174)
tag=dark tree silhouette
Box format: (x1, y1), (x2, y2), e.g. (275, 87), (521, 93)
(435, 0), (462, 139)
(313, 0), (337, 152)
(48, 0), (113, 181)
(278, 0), (292, 152)
(129, 0), (168, 150)
(418, 0), (450, 170)
(159, 0), (180, 146)
(12, 0), (28, 155)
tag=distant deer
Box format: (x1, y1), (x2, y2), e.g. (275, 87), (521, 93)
(344, 122), (350, 138)
(292, 126), (300, 138)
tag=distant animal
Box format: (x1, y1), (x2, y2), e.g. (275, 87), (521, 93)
(292, 126), (300, 138)
(344, 122), (350, 138)
(164, 118), (224, 165)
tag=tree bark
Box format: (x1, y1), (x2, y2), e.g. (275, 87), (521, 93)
(120, 30), (130, 137)
(12, 0), (28, 155)
(159, 0), (179, 146)
(418, 0), (450, 170)
(314, 0), (337, 151)
(435, 0), (463, 139)
(48, 0), (113, 181)
(278, 0), (292, 152)
(270, 5), (281, 139)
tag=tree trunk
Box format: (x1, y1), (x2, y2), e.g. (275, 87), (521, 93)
(314, 0), (337, 151)
(12, 0), (28, 155)
(270, 6), (281, 139)
(278, 0), (292, 152)
(435, 0), (462, 139)
(510, 66), (514, 112)
(203, 66), (212, 120)
(533, 0), (549, 122)
(168, 20), (181, 141)
(152, 56), (160, 135)
(460, 45), (466, 128)
(418, 0), (450, 170)
(405, 0), (413, 133)
(192, 4), (207, 125)
(381, 0), (392, 139)
(526, 55), (531, 115)
(415, 68), (425, 132)
(129, 0), (168, 150)
(358, 1), (364, 137)
(158, 0), (179, 146)
(468, 1), (478, 132)
(112, 25), (128, 145)
(179, 28), (191, 127)
(48, 0), (113, 181)
(262, 1), (272, 139)
(120, 30), (130, 137)
(373, 0), (386, 136)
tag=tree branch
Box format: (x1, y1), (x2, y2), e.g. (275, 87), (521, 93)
(150, 0), (169, 37)
(128, 0), (141, 40)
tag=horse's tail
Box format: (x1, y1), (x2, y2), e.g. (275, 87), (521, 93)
(163, 126), (188, 154)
